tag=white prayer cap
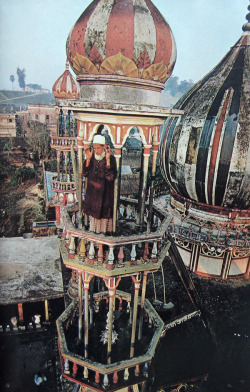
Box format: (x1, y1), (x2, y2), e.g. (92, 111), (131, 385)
(93, 134), (105, 145)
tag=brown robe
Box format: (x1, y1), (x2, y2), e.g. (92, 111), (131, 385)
(83, 154), (117, 220)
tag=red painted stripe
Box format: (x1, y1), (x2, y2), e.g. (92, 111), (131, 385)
(60, 71), (68, 93)
(67, 0), (100, 59)
(207, 88), (232, 204)
(105, 0), (134, 59)
(70, 75), (78, 94)
(242, 35), (248, 46)
(144, 0), (172, 65)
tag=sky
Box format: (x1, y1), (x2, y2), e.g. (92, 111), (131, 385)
(0, 0), (248, 91)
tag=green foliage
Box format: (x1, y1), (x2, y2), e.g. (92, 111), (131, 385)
(2, 137), (14, 152)
(26, 83), (41, 90)
(3, 142), (11, 151)
(164, 75), (194, 97)
(45, 159), (57, 172)
(0, 161), (15, 178)
(10, 165), (35, 187)
(26, 121), (51, 159)
(16, 67), (26, 89)
(10, 75), (15, 90)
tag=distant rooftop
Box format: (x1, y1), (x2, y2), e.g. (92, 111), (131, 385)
(0, 236), (63, 304)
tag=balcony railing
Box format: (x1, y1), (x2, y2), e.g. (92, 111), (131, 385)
(51, 136), (78, 149)
(57, 290), (163, 391)
(59, 198), (172, 274)
(170, 224), (249, 250)
(51, 176), (76, 192)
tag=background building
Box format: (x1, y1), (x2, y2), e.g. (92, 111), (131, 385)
(0, 113), (17, 137)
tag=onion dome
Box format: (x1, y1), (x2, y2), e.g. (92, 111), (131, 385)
(52, 62), (80, 99)
(160, 14), (250, 209)
(66, 0), (176, 85)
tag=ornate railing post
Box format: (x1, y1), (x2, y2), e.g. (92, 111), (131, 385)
(130, 274), (141, 358)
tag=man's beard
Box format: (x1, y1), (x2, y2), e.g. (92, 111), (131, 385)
(94, 150), (105, 161)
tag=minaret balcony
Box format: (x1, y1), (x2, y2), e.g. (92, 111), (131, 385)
(51, 136), (78, 150)
(51, 176), (77, 206)
(51, 176), (77, 192)
(59, 199), (172, 277)
(57, 290), (164, 391)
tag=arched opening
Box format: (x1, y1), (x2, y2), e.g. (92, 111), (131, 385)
(58, 110), (77, 137)
(58, 109), (65, 136)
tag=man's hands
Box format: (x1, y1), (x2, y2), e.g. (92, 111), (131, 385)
(85, 148), (93, 167)
(105, 145), (111, 162)
(85, 145), (111, 167)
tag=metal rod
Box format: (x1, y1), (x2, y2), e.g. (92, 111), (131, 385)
(152, 273), (157, 302)
(140, 152), (150, 231)
(84, 284), (89, 358)
(78, 146), (83, 228)
(130, 284), (140, 358)
(161, 265), (166, 306)
(138, 273), (147, 341)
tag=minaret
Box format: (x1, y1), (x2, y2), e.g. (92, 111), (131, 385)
(51, 1), (183, 391)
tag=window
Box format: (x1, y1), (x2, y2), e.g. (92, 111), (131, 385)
(9, 119), (13, 123)
(46, 115), (49, 121)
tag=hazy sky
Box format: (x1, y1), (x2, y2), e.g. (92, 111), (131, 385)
(0, 0), (247, 91)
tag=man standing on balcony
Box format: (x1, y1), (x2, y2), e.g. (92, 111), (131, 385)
(83, 134), (117, 234)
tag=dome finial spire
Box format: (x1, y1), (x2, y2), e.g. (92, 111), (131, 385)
(242, 4), (250, 32)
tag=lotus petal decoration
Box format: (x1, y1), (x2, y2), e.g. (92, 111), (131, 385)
(100, 52), (139, 78)
(142, 61), (169, 83)
(72, 52), (99, 75)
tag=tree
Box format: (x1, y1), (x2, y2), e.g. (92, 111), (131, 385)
(164, 76), (179, 95)
(16, 67), (26, 89)
(26, 83), (42, 90)
(9, 75), (15, 90)
(27, 121), (51, 159)
(178, 80), (193, 94)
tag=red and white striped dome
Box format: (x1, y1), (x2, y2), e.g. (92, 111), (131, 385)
(66, 0), (176, 84)
(52, 62), (80, 99)
(160, 26), (250, 209)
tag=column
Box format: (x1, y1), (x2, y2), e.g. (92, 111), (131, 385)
(190, 243), (200, 272)
(130, 275), (141, 358)
(63, 152), (68, 181)
(221, 248), (233, 279)
(83, 273), (92, 358)
(78, 123), (84, 228)
(45, 299), (49, 322)
(113, 147), (122, 234)
(18, 303), (24, 324)
(63, 109), (68, 136)
(56, 150), (61, 180)
(246, 256), (250, 277)
(138, 272), (147, 341)
(78, 272), (83, 340)
(107, 286), (116, 365)
(104, 277), (121, 365)
(147, 141), (159, 233)
(139, 147), (151, 231)
(55, 205), (61, 225)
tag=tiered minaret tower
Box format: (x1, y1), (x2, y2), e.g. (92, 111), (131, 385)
(51, 1), (183, 391)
